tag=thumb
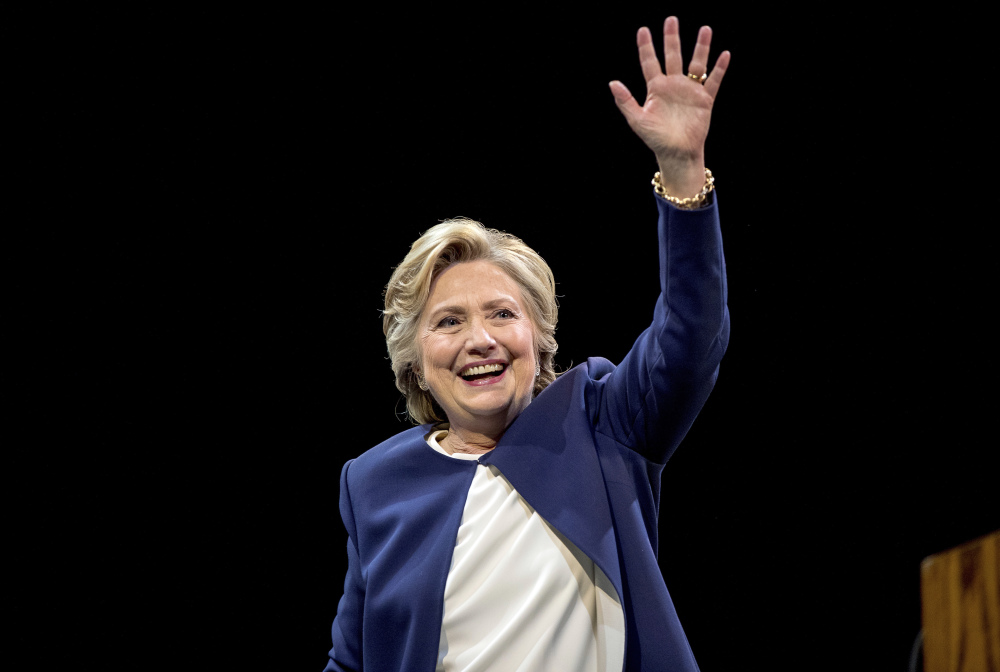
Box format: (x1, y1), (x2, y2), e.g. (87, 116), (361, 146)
(609, 80), (642, 126)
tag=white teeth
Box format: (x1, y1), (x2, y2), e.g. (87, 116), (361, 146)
(462, 364), (504, 376)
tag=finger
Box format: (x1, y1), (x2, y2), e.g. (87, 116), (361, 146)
(609, 80), (643, 127)
(637, 27), (662, 84)
(662, 16), (684, 76)
(687, 26), (712, 78)
(703, 50), (731, 100)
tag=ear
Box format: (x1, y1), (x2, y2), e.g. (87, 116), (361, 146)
(411, 363), (430, 392)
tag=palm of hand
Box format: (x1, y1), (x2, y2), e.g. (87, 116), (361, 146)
(634, 74), (715, 162)
(610, 18), (730, 169)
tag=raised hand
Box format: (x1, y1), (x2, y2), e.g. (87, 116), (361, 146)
(610, 16), (730, 198)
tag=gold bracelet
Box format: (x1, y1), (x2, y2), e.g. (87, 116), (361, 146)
(651, 168), (714, 209)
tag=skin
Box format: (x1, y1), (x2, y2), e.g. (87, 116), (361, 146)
(609, 16), (731, 197)
(415, 260), (537, 455)
(415, 16), (729, 455)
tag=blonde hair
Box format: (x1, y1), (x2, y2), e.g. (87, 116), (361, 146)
(383, 218), (558, 424)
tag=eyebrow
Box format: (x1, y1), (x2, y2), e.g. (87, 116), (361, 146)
(481, 297), (521, 311)
(426, 305), (467, 320)
(425, 296), (522, 321)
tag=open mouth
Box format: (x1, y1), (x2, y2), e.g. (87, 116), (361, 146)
(460, 363), (506, 382)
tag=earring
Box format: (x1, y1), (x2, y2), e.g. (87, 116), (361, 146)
(417, 373), (429, 391)
(535, 362), (541, 378)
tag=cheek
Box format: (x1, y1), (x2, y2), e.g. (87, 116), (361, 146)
(420, 334), (455, 372)
(412, 336), (425, 374)
(414, 333), (437, 379)
(518, 326), (538, 367)
(527, 323), (540, 356)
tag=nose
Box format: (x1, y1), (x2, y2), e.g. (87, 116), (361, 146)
(465, 318), (497, 354)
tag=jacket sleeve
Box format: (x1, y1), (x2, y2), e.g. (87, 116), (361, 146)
(592, 193), (729, 464)
(324, 460), (364, 672)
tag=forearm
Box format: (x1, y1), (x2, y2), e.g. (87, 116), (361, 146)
(655, 191), (729, 370)
(596, 192), (728, 462)
(640, 191), (729, 461)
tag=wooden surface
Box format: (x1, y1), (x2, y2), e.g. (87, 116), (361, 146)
(921, 530), (1000, 672)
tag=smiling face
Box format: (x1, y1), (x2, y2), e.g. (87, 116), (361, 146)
(416, 260), (537, 440)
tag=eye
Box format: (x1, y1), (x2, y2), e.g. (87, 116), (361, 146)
(437, 316), (460, 328)
(493, 309), (515, 319)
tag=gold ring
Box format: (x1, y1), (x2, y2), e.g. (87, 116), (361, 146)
(687, 72), (707, 84)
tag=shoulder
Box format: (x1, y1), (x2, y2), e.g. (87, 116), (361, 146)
(344, 424), (432, 483)
(537, 357), (615, 397)
(518, 357), (618, 426)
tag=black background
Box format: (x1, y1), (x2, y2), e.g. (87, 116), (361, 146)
(11, 6), (997, 671)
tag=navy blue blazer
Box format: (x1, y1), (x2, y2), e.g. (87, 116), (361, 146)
(326, 194), (729, 671)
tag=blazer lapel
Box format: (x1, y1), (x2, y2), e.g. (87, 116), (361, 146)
(480, 363), (623, 603)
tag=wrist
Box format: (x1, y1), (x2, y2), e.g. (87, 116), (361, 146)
(652, 168), (714, 209)
(654, 154), (706, 197)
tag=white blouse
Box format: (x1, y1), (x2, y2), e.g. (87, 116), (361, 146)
(426, 429), (625, 672)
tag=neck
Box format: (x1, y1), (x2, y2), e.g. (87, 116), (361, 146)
(441, 426), (501, 456)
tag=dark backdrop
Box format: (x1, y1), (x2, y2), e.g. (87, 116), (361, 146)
(12, 7), (996, 671)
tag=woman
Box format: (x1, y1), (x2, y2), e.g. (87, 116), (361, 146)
(325, 16), (730, 672)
